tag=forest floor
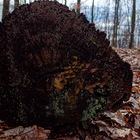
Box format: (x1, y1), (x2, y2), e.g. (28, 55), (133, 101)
(0, 47), (140, 140)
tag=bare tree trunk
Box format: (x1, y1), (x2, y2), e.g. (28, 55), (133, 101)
(104, 0), (110, 37)
(64, 0), (67, 5)
(14, 0), (19, 9)
(91, 0), (94, 23)
(2, 0), (10, 19)
(136, 14), (140, 48)
(77, 0), (81, 15)
(126, 0), (131, 33)
(112, 0), (120, 48)
(129, 0), (136, 49)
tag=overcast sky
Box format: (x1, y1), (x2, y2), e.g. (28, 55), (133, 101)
(59, 0), (107, 7)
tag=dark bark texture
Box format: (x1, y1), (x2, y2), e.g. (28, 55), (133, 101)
(0, 0), (132, 130)
(2, 0), (10, 19)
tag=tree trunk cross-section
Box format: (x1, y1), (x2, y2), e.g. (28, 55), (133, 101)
(0, 0), (132, 131)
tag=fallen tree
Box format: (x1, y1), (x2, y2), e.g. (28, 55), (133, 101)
(0, 0), (132, 132)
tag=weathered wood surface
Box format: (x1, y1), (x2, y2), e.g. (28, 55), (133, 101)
(0, 0), (132, 131)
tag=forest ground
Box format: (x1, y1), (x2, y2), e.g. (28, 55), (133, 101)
(0, 47), (140, 140)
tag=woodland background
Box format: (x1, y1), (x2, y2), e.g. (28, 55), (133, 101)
(0, 0), (139, 49)
(0, 0), (140, 139)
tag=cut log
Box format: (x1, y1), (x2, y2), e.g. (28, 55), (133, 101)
(0, 0), (132, 129)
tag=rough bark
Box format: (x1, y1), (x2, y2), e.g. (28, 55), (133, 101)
(2, 0), (10, 19)
(0, 1), (132, 130)
(14, 0), (19, 9)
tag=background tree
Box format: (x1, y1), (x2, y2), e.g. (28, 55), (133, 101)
(103, 0), (111, 39)
(129, 0), (136, 49)
(76, 0), (81, 14)
(119, 0), (131, 48)
(91, 0), (94, 22)
(135, 12), (140, 48)
(112, 0), (120, 48)
(64, 0), (67, 6)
